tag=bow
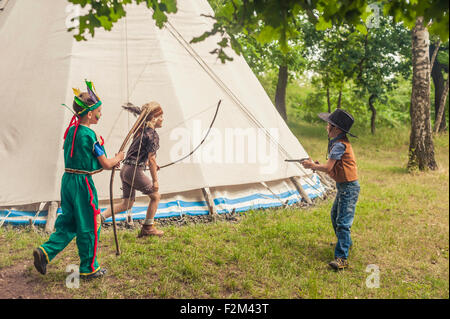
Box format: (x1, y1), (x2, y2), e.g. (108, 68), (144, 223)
(109, 107), (152, 256)
(159, 99), (222, 169)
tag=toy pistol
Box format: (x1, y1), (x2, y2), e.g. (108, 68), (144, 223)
(285, 158), (310, 163)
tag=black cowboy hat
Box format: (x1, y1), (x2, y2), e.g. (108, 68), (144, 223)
(318, 109), (357, 138)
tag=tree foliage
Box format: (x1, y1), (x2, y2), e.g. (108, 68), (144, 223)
(298, 12), (412, 132)
(68, 1), (448, 59)
(66, 0), (448, 134)
(192, 0), (448, 62)
(67, 0), (177, 40)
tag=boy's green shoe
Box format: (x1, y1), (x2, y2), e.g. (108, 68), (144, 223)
(81, 268), (107, 280)
(328, 258), (348, 270)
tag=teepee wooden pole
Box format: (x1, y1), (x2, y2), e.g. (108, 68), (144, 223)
(290, 177), (312, 205)
(45, 201), (59, 233)
(202, 187), (217, 219)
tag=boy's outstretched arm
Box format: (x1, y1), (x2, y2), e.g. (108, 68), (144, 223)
(301, 158), (337, 175)
(97, 151), (125, 170)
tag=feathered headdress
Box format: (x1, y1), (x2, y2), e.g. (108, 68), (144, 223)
(121, 102), (141, 117)
(122, 101), (163, 119)
(62, 79), (103, 157)
(72, 79), (102, 116)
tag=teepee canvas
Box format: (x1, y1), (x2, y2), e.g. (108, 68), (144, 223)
(0, 0), (327, 226)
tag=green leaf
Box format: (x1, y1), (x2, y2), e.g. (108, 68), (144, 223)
(96, 15), (113, 30)
(355, 23), (367, 35)
(163, 0), (177, 13)
(217, 37), (228, 48)
(229, 36), (242, 55)
(316, 16), (333, 31)
(152, 8), (167, 28)
(256, 25), (277, 44)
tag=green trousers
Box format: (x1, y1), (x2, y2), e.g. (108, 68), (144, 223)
(39, 173), (102, 275)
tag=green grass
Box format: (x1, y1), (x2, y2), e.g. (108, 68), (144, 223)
(0, 122), (448, 299)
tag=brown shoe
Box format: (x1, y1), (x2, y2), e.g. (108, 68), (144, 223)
(138, 224), (164, 237)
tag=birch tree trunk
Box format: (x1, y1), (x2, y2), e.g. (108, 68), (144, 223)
(408, 17), (438, 171)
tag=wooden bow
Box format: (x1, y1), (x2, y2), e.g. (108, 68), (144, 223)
(109, 107), (151, 255)
(159, 99), (221, 169)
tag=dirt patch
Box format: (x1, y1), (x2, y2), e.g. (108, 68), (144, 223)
(0, 262), (69, 299)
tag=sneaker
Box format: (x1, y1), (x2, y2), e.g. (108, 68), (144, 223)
(328, 258), (348, 270)
(138, 224), (164, 238)
(81, 268), (107, 280)
(33, 248), (48, 275)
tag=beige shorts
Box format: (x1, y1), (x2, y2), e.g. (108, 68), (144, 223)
(120, 164), (154, 199)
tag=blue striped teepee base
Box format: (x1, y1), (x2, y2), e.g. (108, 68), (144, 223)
(0, 174), (326, 226)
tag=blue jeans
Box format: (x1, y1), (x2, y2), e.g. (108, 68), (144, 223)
(331, 180), (360, 260)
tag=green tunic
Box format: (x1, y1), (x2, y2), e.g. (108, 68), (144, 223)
(39, 125), (106, 275)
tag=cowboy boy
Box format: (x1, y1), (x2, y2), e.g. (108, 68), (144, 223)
(301, 109), (360, 270)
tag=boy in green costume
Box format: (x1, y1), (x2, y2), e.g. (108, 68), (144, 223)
(33, 80), (124, 279)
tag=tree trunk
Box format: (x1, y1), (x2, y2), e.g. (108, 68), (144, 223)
(369, 94), (377, 135)
(430, 43), (448, 132)
(430, 40), (440, 71)
(434, 79), (449, 133)
(326, 86), (331, 113)
(275, 64), (288, 121)
(337, 87), (342, 109)
(431, 62), (447, 131)
(408, 17), (438, 171)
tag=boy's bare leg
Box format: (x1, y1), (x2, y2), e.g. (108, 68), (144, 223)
(138, 193), (163, 237)
(101, 199), (134, 220)
(145, 193), (160, 220)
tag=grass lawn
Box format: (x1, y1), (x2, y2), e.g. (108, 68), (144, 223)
(0, 121), (448, 299)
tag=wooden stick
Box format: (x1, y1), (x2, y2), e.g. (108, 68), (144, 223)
(109, 108), (151, 256)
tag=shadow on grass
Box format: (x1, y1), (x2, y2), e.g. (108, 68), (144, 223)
(385, 166), (409, 175)
(295, 241), (335, 266)
(362, 163), (410, 175)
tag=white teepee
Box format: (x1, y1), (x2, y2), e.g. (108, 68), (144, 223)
(0, 0), (327, 226)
